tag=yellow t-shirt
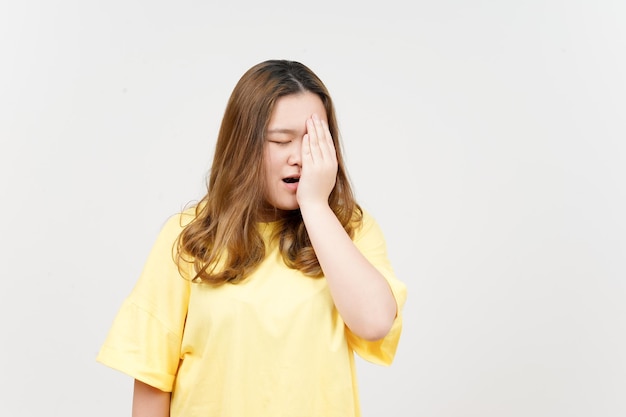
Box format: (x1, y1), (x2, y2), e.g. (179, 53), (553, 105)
(96, 209), (407, 417)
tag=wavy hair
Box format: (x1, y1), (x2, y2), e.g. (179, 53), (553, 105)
(177, 59), (362, 285)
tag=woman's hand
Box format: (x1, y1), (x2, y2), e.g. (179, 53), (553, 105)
(297, 113), (338, 209)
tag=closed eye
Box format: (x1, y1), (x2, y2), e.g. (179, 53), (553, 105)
(268, 139), (292, 145)
(266, 127), (301, 144)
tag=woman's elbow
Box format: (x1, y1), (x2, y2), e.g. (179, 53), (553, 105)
(351, 315), (395, 341)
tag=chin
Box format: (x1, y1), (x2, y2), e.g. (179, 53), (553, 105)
(270, 198), (299, 211)
(265, 191), (300, 212)
(276, 202), (300, 211)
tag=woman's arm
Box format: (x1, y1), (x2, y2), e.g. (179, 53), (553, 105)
(301, 203), (397, 340)
(298, 115), (397, 341)
(132, 379), (171, 417)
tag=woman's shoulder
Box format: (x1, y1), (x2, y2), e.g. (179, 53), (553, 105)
(157, 205), (199, 237)
(352, 206), (383, 239)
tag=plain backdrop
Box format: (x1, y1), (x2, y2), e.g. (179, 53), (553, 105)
(1, 1), (625, 416)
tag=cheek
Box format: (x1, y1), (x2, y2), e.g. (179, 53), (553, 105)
(264, 147), (286, 174)
(262, 150), (280, 197)
(263, 149), (274, 176)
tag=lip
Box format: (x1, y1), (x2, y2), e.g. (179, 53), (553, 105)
(282, 178), (299, 192)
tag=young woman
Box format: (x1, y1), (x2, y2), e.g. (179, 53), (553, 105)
(97, 59), (407, 417)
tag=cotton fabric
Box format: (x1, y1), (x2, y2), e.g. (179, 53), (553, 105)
(97, 209), (406, 417)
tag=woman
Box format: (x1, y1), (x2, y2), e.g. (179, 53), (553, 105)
(97, 59), (407, 417)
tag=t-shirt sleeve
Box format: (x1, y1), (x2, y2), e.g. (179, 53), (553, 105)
(96, 213), (192, 392)
(345, 210), (407, 366)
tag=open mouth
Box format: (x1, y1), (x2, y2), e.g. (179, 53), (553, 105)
(283, 177), (300, 183)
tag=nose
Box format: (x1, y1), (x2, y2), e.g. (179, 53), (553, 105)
(287, 139), (302, 166)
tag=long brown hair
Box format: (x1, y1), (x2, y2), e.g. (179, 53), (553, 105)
(177, 59), (362, 285)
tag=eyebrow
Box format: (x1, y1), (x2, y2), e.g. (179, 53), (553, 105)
(265, 128), (300, 135)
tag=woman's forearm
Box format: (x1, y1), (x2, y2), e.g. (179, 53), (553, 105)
(301, 203), (397, 341)
(132, 379), (171, 417)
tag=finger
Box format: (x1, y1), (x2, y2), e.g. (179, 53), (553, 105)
(302, 133), (312, 163)
(310, 114), (330, 160)
(306, 117), (323, 162)
(312, 115), (335, 161)
(319, 119), (336, 159)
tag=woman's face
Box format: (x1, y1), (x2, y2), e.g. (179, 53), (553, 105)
(263, 92), (327, 212)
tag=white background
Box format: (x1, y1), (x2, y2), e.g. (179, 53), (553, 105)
(1, 1), (625, 416)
